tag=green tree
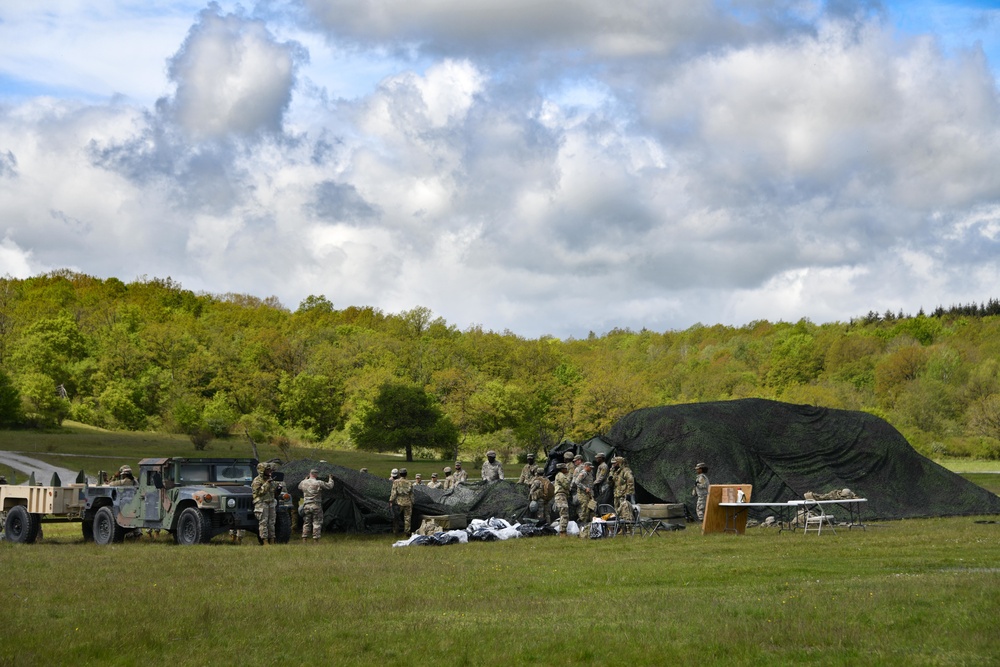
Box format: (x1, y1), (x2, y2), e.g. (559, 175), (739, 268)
(278, 372), (344, 440)
(12, 311), (89, 394)
(97, 381), (147, 430)
(202, 391), (239, 437)
(0, 369), (21, 426)
(16, 372), (70, 427)
(349, 383), (458, 461)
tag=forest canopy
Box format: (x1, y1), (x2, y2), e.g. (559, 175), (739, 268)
(1, 270), (999, 462)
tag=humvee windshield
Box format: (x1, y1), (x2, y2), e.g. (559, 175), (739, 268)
(177, 463), (254, 484)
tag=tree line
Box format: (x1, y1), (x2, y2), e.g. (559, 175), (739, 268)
(1, 270), (999, 462)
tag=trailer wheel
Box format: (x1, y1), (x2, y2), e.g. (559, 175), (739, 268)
(275, 509), (292, 544)
(4, 505), (40, 544)
(93, 506), (125, 545)
(81, 520), (94, 542)
(175, 507), (211, 545)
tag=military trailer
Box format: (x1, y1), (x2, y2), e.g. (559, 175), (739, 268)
(0, 473), (88, 543)
(1, 457), (293, 545)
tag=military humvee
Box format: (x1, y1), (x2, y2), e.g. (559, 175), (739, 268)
(82, 457), (293, 545)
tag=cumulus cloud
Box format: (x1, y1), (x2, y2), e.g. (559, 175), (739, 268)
(161, 4), (305, 140)
(0, 2), (999, 337)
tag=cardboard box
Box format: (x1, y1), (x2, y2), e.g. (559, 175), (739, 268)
(424, 514), (468, 530)
(637, 503), (685, 519)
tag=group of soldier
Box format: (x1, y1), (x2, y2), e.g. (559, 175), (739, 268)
(285, 452), (711, 542)
(385, 456), (477, 534)
(540, 451), (636, 536)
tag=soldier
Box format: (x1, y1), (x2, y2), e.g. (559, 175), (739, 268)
(441, 466), (454, 490)
(692, 462), (710, 521)
(575, 461), (596, 528)
(389, 468), (400, 532)
(426, 472), (443, 489)
(452, 461), (468, 486)
(414, 473), (423, 485)
(570, 454), (585, 504)
(251, 462), (279, 544)
(481, 450), (504, 482)
(389, 468), (415, 534)
(517, 453), (538, 484)
(528, 470), (552, 524)
(553, 463), (572, 536)
(611, 456), (635, 524)
(563, 451), (576, 479)
(593, 452), (609, 500)
(108, 465), (137, 487)
(298, 468), (335, 543)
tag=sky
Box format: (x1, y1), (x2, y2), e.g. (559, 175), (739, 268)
(0, 1), (999, 339)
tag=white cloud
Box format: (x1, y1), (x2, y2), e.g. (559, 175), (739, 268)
(163, 5), (303, 139)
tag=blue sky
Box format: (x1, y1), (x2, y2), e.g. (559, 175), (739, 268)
(1, 1), (999, 338)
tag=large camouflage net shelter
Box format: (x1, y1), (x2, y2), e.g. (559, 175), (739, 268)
(278, 461), (532, 533)
(600, 398), (1000, 520)
(281, 398), (1000, 533)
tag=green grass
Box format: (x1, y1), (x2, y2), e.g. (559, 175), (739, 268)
(2, 517), (1000, 666)
(934, 458), (1000, 473)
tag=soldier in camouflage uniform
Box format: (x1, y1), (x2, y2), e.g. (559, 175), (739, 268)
(692, 462), (710, 521)
(528, 469), (552, 523)
(426, 472), (443, 489)
(574, 461), (596, 527)
(593, 452), (609, 498)
(108, 465), (138, 487)
(452, 462), (468, 486)
(553, 463), (572, 536)
(481, 450), (504, 482)
(563, 451), (576, 480)
(414, 473), (423, 485)
(298, 468), (335, 542)
(517, 453), (539, 484)
(441, 466), (454, 490)
(251, 462), (279, 544)
(611, 457), (635, 524)
(389, 468), (415, 534)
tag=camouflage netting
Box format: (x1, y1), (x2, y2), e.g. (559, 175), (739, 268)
(278, 460), (532, 533)
(601, 398), (1000, 520)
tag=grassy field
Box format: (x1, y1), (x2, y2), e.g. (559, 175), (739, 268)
(2, 427), (1000, 665)
(2, 517), (1000, 666)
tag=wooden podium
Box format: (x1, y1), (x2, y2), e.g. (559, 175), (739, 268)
(702, 484), (753, 535)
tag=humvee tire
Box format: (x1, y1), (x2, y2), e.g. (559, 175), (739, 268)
(4, 505), (40, 544)
(275, 509), (292, 544)
(93, 505), (126, 545)
(175, 507), (212, 545)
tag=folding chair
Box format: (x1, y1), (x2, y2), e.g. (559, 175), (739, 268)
(596, 503), (625, 537)
(639, 512), (671, 537)
(801, 499), (837, 535)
